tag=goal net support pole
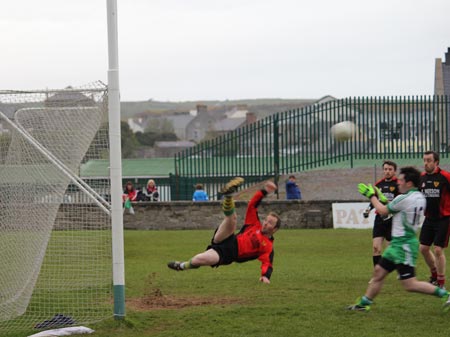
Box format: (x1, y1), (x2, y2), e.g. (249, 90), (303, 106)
(107, 0), (126, 319)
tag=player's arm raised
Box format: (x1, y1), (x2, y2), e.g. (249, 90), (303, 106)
(244, 181), (277, 225)
(358, 183), (389, 217)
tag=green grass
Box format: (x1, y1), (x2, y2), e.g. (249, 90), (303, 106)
(5, 229), (450, 336)
(90, 229), (449, 337)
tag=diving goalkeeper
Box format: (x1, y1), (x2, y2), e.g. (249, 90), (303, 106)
(168, 178), (280, 284)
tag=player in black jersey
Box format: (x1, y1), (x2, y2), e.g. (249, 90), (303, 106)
(419, 151), (450, 289)
(363, 160), (399, 268)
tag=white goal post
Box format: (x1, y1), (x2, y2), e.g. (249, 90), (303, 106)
(107, 0), (126, 320)
(0, 2), (125, 334)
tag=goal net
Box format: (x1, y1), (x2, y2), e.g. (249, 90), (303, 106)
(0, 82), (112, 334)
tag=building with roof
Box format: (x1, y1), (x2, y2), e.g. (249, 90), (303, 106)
(167, 114), (196, 140)
(185, 104), (219, 142)
(185, 104), (259, 142)
(434, 47), (450, 149)
(435, 47), (450, 96)
(127, 113), (195, 140)
(44, 87), (96, 107)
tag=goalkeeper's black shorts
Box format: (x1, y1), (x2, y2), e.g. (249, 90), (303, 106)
(207, 234), (238, 267)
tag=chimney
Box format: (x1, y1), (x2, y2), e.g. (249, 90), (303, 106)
(445, 47), (450, 65)
(246, 112), (256, 124)
(196, 104), (208, 116)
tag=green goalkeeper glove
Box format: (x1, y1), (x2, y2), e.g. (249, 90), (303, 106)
(374, 186), (388, 204)
(358, 183), (375, 199)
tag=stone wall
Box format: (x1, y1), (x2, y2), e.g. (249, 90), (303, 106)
(122, 200), (357, 230)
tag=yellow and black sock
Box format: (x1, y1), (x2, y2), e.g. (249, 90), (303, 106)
(181, 259), (199, 270)
(222, 195), (235, 216)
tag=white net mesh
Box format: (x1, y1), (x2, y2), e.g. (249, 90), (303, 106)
(0, 82), (112, 335)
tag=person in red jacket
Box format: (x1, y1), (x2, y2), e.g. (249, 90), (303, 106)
(168, 177), (281, 284)
(122, 181), (137, 202)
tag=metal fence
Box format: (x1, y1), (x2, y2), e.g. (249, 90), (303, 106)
(172, 96), (450, 200)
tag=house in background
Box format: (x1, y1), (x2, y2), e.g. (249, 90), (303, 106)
(44, 87), (95, 107)
(166, 114), (196, 140)
(212, 110), (257, 138)
(185, 104), (258, 142)
(185, 104), (219, 142)
(126, 100), (318, 144)
(435, 47), (450, 96)
(128, 116), (146, 133)
(127, 113), (196, 140)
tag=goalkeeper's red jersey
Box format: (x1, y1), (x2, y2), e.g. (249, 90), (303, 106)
(235, 189), (274, 279)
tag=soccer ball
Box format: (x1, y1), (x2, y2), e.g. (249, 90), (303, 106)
(331, 121), (355, 142)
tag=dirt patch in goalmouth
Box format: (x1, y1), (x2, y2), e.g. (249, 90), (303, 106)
(127, 288), (244, 311)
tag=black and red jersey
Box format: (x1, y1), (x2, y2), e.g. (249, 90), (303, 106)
(420, 167), (450, 220)
(236, 189), (274, 279)
(368, 177), (399, 213)
(375, 177), (399, 202)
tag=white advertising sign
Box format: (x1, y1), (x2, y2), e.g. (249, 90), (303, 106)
(332, 202), (375, 229)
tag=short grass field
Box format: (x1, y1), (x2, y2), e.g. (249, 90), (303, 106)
(83, 229), (450, 337)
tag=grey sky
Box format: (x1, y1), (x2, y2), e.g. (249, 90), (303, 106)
(1, 0), (449, 101)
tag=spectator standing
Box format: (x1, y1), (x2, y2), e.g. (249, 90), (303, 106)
(192, 183), (209, 201)
(285, 175), (302, 200)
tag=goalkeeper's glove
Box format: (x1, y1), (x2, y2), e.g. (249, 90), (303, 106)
(358, 183), (376, 199)
(374, 186), (388, 204)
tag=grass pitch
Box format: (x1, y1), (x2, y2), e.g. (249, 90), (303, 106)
(7, 229), (449, 336)
(89, 229), (449, 337)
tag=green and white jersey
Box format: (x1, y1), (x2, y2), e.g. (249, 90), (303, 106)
(387, 188), (426, 242)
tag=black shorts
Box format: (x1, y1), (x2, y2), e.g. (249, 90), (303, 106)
(419, 217), (450, 248)
(372, 215), (392, 241)
(379, 258), (415, 280)
(207, 234), (238, 266)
